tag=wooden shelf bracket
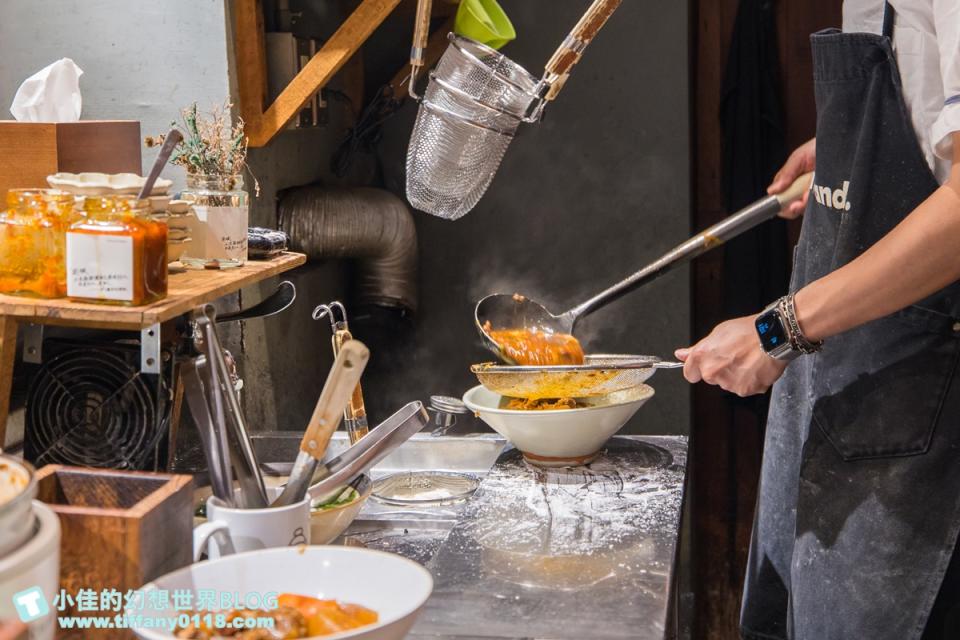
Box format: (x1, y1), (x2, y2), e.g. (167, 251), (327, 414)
(235, 0), (404, 147)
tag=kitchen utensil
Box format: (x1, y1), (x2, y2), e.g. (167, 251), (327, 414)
(137, 128), (182, 199)
(407, 0), (433, 100)
(463, 383), (655, 466)
(313, 301), (370, 444)
(132, 546), (434, 640)
(305, 400), (430, 501)
(429, 395), (471, 436)
(216, 280), (296, 323)
(0, 502), (59, 640)
(471, 354), (681, 400)
(406, 0), (623, 220)
(0, 456), (36, 559)
(476, 172), (815, 359)
(454, 0), (515, 50)
(195, 306), (269, 508)
(372, 471), (479, 506)
(314, 302), (371, 444)
(273, 340), (370, 507)
(181, 357), (234, 503)
(310, 474), (372, 544)
(194, 486), (311, 561)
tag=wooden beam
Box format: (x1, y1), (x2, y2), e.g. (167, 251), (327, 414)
(244, 0), (403, 147)
(234, 0), (269, 129)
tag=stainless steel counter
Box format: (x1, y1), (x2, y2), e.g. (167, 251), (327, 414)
(327, 433), (688, 640)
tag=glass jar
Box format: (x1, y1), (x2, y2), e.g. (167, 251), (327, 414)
(0, 189), (77, 298)
(179, 174), (248, 269)
(66, 196), (168, 305)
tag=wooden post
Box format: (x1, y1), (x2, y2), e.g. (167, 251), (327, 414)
(0, 316), (18, 449)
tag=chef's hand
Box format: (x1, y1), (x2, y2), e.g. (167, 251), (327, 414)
(769, 137), (816, 219)
(674, 316), (788, 397)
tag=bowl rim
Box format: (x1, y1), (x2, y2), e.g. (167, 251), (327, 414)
(309, 474), (373, 516)
(462, 384), (654, 416)
(134, 545), (434, 640)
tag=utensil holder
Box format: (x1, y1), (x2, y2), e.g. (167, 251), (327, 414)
(35, 465), (193, 639)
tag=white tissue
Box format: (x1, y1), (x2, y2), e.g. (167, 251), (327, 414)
(9, 58), (84, 122)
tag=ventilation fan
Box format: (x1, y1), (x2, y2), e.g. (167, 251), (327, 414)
(25, 341), (170, 470)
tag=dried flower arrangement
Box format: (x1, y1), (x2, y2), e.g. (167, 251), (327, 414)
(146, 101), (258, 195)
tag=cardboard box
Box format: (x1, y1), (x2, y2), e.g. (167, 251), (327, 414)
(0, 120), (142, 197)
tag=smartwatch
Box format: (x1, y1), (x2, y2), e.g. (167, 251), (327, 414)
(755, 300), (800, 361)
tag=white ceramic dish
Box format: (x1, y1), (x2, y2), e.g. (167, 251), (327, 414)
(0, 456), (37, 558)
(462, 384), (655, 466)
(47, 172), (172, 196)
(310, 475), (373, 544)
(132, 546), (433, 640)
(0, 501), (61, 640)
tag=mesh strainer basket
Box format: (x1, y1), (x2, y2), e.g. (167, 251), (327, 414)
(406, 72), (525, 219)
(405, 0), (624, 220)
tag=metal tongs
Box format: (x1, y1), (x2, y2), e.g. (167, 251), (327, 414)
(182, 304), (269, 508)
(313, 302), (370, 444)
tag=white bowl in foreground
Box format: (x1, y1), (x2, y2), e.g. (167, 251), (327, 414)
(132, 546), (433, 640)
(463, 384), (655, 467)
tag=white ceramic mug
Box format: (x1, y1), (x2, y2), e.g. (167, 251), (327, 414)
(193, 489), (311, 561)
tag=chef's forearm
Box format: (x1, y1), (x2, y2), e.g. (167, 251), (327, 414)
(795, 136), (960, 342)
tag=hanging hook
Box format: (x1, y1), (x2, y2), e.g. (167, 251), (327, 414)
(312, 301), (348, 332)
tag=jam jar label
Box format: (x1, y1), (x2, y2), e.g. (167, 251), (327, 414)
(66, 233), (134, 301)
(192, 205), (248, 262)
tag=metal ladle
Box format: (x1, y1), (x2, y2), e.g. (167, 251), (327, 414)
(475, 173), (813, 361)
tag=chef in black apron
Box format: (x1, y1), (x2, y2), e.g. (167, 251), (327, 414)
(675, 2), (960, 638)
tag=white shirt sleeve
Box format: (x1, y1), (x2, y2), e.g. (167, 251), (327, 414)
(931, 0), (960, 160)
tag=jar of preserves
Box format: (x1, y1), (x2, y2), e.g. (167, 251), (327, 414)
(0, 189), (77, 298)
(66, 196), (168, 305)
(180, 174), (248, 269)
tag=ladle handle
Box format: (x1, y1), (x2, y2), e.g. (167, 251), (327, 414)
(542, 0), (623, 102)
(301, 340), (370, 459)
(567, 173), (814, 320)
(408, 0), (433, 99)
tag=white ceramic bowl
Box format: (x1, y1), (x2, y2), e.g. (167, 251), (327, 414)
(0, 501), (61, 640)
(310, 475), (373, 544)
(462, 384), (655, 466)
(47, 172), (172, 196)
(132, 546), (433, 640)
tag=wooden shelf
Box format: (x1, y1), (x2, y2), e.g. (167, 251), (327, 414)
(0, 252), (306, 447)
(0, 252), (306, 331)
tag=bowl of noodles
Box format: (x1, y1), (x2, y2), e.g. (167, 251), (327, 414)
(462, 384), (654, 467)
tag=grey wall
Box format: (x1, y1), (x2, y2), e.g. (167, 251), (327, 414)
(0, 0), (691, 441)
(367, 0), (692, 434)
(0, 0), (233, 194)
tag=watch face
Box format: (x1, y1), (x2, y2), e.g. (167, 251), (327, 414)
(756, 311), (789, 353)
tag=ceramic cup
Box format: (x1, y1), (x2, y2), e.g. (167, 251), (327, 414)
(193, 489), (310, 561)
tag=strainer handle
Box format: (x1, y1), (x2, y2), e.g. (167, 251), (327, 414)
(542, 0), (623, 102)
(408, 0), (434, 99)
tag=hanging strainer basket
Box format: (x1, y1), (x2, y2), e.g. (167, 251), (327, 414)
(404, 0), (624, 220)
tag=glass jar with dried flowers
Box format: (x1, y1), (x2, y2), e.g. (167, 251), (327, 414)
(147, 102), (257, 269)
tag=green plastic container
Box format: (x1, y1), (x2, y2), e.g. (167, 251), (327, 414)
(454, 0), (516, 50)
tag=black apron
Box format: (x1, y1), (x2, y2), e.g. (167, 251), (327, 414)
(739, 4), (960, 639)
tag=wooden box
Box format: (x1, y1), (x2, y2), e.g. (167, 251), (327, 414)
(0, 121), (142, 197)
(35, 465), (193, 638)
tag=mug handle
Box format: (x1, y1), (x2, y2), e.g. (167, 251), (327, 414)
(193, 520), (236, 561)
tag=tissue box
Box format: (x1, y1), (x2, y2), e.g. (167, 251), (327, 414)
(0, 120), (141, 197)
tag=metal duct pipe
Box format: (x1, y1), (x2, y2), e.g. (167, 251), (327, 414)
(278, 186), (418, 313)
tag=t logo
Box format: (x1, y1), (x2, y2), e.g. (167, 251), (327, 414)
(12, 586), (49, 622)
